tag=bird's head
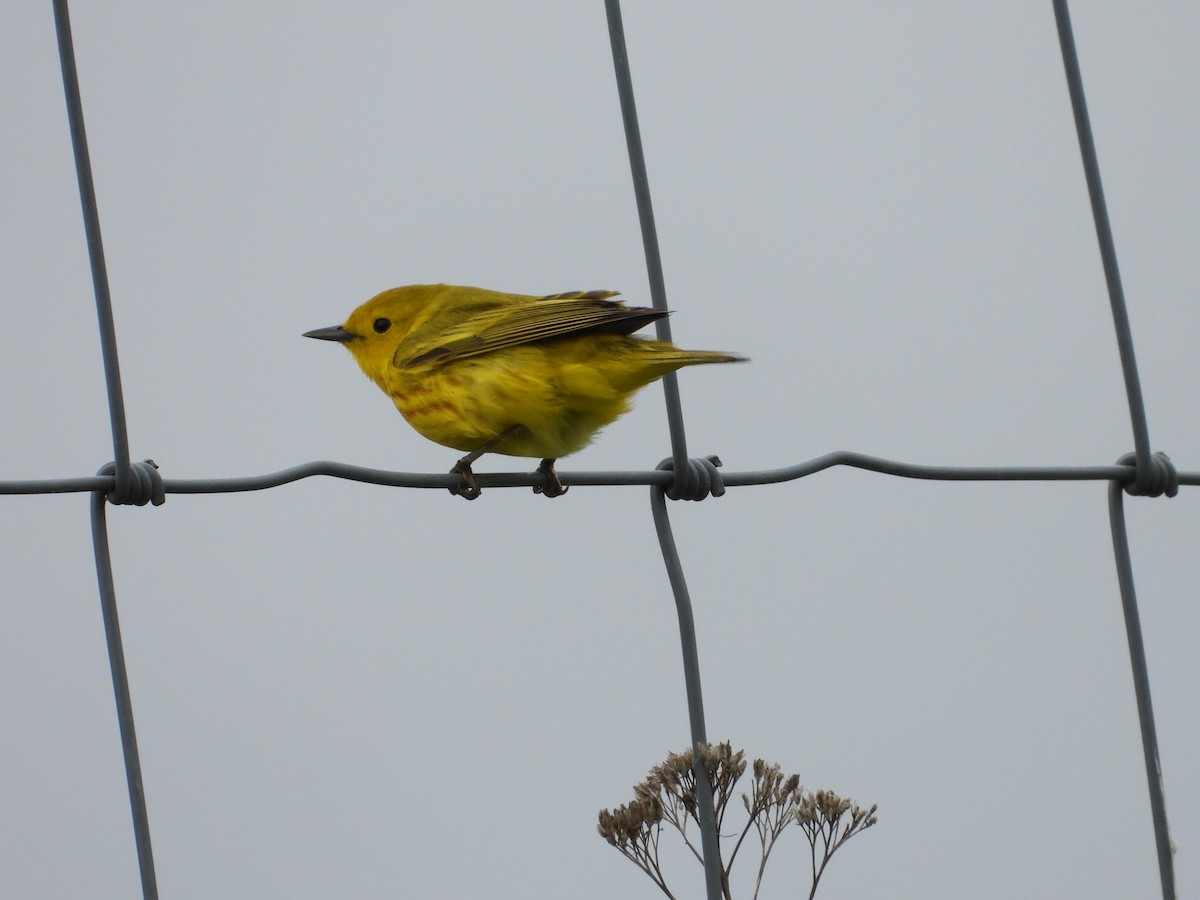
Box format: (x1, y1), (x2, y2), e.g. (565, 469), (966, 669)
(304, 285), (444, 386)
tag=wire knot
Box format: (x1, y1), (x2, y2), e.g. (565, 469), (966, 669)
(657, 455), (726, 501)
(1116, 451), (1178, 498)
(98, 459), (166, 507)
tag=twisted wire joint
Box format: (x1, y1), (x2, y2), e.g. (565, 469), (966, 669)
(98, 459), (166, 507)
(657, 455), (726, 501)
(1116, 451), (1179, 498)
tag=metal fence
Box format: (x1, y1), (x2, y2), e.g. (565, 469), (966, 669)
(3, 2), (1191, 898)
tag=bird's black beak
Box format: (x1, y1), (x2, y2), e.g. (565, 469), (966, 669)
(303, 325), (356, 343)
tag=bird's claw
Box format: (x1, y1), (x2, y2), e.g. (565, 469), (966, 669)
(449, 462), (482, 500)
(534, 459), (568, 498)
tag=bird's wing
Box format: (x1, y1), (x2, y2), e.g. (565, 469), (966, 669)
(396, 291), (668, 368)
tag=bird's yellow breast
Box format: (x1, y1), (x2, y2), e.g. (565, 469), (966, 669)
(382, 341), (633, 458)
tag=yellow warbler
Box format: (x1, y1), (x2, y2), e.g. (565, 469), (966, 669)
(304, 284), (744, 499)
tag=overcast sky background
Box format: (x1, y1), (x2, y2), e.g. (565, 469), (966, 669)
(2, 3), (1197, 898)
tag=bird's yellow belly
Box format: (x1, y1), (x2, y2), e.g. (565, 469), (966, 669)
(385, 350), (630, 459)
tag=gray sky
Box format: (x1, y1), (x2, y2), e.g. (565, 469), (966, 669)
(2, 2), (1197, 897)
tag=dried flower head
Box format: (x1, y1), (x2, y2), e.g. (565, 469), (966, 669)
(598, 742), (877, 899)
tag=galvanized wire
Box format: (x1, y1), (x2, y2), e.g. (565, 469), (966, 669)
(90, 491), (159, 900)
(1109, 482), (1176, 900)
(1052, 0), (1154, 474)
(649, 485), (723, 900)
(8, 2), (1186, 899)
(1053, 2), (1177, 894)
(3, 458), (1200, 498)
(52, 0), (134, 493)
(604, 0), (690, 480)
(52, 3), (160, 898)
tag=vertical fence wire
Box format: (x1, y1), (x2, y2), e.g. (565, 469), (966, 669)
(51, 0), (133, 486)
(52, 2), (159, 897)
(1108, 486), (1176, 900)
(604, 0), (689, 473)
(90, 494), (159, 900)
(604, 3), (724, 898)
(1051, 0), (1152, 469)
(650, 489), (725, 900)
(1052, 3), (1176, 896)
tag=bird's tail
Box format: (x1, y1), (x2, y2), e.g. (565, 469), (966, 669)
(610, 342), (746, 391)
(660, 348), (746, 366)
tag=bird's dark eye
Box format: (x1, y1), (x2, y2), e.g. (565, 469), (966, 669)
(373, 318), (391, 334)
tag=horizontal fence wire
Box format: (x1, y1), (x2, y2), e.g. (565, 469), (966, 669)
(3, 458), (1200, 498)
(7, 1), (1185, 899)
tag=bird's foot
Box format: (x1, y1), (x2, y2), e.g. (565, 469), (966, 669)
(533, 458), (568, 498)
(449, 460), (482, 500)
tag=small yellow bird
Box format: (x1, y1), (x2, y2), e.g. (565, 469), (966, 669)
(304, 284), (744, 499)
